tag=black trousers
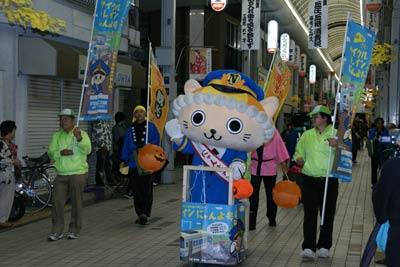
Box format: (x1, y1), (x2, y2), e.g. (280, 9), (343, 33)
(95, 150), (112, 186)
(302, 175), (338, 251)
(249, 175), (277, 228)
(370, 157), (381, 186)
(129, 168), (154, 217)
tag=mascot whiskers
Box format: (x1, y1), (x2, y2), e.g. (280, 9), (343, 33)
(166, 70), (279, 204)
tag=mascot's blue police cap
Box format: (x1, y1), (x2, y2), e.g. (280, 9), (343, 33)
(203, 69), (264, 101)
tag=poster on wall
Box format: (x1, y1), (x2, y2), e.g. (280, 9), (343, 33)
(308, 0), (328, 49)
(241, 0), (261, 50)
(81, 0), (131, 121)
(189, 48), (212, 81)
(331, 21), (376, 182)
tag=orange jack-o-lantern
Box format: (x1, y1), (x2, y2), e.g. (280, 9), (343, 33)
(272, 180), (302, 208)
(233, 179), (254, 199)
(137, 144), (167, 172)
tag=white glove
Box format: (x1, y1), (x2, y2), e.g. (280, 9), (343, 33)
(165, 118), (184, 141)
(229, 160), (246, 180)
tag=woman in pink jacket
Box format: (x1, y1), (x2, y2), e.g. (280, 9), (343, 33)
(249, 129), (289, 230)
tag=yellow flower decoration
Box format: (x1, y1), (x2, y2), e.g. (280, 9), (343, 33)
(372, 43), (392, 66)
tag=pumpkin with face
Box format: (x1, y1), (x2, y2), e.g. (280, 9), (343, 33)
(165, 70), (279, 204)
(138, 143), (167, 172)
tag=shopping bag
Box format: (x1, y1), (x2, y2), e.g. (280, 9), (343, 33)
(366, 140), (374, 157)
(180, 202), (246, 265)
(376, 221), (390, 252)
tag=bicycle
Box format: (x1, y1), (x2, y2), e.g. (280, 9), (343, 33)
(8, 153), (54, 221)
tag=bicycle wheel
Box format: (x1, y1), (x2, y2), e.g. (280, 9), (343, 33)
(24, 174), (52, 214)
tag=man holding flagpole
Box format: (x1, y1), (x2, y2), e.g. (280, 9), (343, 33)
(294, 105), (338, 260)
(120, 105), (160, 225)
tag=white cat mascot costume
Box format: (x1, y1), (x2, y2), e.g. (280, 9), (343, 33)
(165, 70), (278, 204)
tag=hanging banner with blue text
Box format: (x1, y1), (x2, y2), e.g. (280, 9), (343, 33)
(331, 20), (376, 182)
(81, 0), (131, 121)
(308, 0), (328, 49)
(241, 0), (261, 50)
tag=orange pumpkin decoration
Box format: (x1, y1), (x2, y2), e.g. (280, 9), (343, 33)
(137, 144), (167, 172)
(232, 179), (254, 199)
(272, 180), (302, 208)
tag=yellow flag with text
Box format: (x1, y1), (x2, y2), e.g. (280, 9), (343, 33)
(149, 50), (169, 141)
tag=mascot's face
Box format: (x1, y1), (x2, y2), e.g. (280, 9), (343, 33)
(173, 75), (279, 152)
(178, 102), (265, 151)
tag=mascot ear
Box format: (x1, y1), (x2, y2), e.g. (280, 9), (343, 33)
(184, 79), (202, 94)
(260, 96), (279, 119)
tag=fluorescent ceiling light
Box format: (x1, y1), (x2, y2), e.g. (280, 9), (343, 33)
(360, 0), (364, 26)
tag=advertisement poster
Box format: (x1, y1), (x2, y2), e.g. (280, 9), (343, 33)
(189, 48), (212, 81)
(81, 0), (131, 121)
(241, 0), (261, 50)
(308, 0), (328, 49)
(264, 54), (292, 123)
(331, 21), (376, 181)
(148, 48), (169, 140)
(180, 202), (246, 265)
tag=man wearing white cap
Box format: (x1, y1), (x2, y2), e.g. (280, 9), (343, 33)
(47, 109), (91, 241)
(294, 105), (338, 260)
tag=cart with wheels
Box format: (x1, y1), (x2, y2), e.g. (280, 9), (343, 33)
(180, 165), (249, 265)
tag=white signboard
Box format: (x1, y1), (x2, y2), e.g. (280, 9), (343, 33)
(309, 65), (316, 84)
(288, 39), (296, 66)
(366, 9), (380, 32)
(308, 0), (328, 49)
(294, 45), (300, 69)
(241, 0), (261, 50)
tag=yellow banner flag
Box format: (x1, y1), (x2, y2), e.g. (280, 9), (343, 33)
(264, 54), (292, 123)
(148, 50), (169, 140)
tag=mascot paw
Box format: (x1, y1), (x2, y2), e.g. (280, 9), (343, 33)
(233, 179), (254, 199)
(165, 118), (184, 141)
(229, 160), (246, 180)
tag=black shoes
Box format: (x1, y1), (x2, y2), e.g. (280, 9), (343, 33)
(269, 219), (277, 227)
(135, 214), (148, 225)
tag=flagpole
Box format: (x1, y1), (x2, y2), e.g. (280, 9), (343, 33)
(145, 41), (152, 144)
(320, 12), (351, 226)
(263, 49), (278, 93)
(76, 0), (99, 127)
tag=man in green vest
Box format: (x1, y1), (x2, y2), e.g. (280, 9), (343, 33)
(294, 105), (338, 260)
(47, 109), (91, 241)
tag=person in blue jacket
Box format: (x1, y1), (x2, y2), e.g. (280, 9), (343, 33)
(121, 105), (160, 225)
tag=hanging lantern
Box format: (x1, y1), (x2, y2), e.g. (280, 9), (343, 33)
(267, 20), (278, 53)
(280, 33), (290, 62)
(309, 64), (317, 84)
(293, 45), (300, 70)
(299, 53), (307, 77)
(288, 40), (296, 66)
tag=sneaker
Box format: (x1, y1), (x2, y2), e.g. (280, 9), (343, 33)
(301, 248), (316, 260)
(48, 233), (63, 241)
(316, 248), (329, 258)
(67, 233), (79, 240)
(138, 214), (148, 225)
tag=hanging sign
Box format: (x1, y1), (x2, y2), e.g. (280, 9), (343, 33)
(267, 20), (278, 53)
(211, 0), (227, 12)
(308, 0), (328, 49)
(309, 65), (316, 84)
(241, 0), (261, 50)
(299, 53), (307, 77)
(294, 45), (300, 69)
(288, 40), (296, 66)
(366, 0), (382, 12)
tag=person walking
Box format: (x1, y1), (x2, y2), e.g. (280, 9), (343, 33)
(373, 157), (400, 267)
(249, 129), (289, 230)
(294, 105), (338, 260)
(368, 117), (389, 187)
(0, 121), (21, 227)
(92, 120), (113, 186)
(47, 109), (91, 241)
(120, 105), (160, 225)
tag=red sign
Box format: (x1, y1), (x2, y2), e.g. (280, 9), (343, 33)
(211, 0), (227, 12)
(366, 0), (382, 12)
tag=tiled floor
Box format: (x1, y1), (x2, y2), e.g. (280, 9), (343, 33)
(0, 149), (382, 266)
